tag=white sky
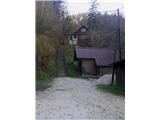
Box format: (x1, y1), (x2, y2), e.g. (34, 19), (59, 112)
(66, 0), (124, 15)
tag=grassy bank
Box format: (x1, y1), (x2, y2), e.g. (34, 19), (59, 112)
(36, 71), (53, 90)
(36, 58), (57, 90)
(65, 46), (80, 77)
(97, 84), (125, 96)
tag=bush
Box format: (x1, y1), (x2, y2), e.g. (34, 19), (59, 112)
(66, 61), (80, 77)
(36, 34), (57, 70)
(36, 34), (58, 90)
(46, 57), (57, 76)
(36, 70), (53, 90)
(65, 46), (80, 77)
(36, 56), (58, 90)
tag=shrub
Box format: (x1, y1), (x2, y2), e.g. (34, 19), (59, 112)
(36, 34), (58, 90)
(65, 46), (80, 77)
(36, 70), (53, 90)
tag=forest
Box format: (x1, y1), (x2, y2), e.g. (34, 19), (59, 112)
(36, 0), (125, 90)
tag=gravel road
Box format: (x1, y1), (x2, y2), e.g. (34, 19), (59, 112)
(36, 77), (124, 120)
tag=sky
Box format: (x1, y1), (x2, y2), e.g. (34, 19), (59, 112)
(66, 0), (124, 15)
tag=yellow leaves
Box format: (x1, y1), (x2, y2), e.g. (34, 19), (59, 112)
(36, 34), (57, 68)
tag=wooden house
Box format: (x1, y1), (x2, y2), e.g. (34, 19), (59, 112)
(69, 26), (90, 46)
(74, 47), (114, 76)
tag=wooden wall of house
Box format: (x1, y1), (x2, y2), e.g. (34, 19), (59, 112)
(99, 66), (113, 75)
(77, 34), (90, 47)
(81, 59), (96, 75)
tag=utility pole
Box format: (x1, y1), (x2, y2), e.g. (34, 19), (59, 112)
(111, 9), (121, 84)
(117, 9), (121, 60)
(111, 49), (116, 84)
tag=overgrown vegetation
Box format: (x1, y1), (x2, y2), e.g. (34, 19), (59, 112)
(97, 84), (125, 96)
(36, 34), (58, 90)
(65, 46), (80, 77)
(36, 1), (71, 90)
(36, 71), (53, 90)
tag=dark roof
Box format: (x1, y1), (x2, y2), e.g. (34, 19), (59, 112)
(71, 26), (89, 35)
(75, 47), (115, 66)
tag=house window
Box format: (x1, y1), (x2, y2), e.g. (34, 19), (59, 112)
(70, 35), (72, 40)
(74, 35), (77, 39)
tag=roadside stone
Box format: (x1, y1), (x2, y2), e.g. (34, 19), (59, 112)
(95, 74), (112, 84)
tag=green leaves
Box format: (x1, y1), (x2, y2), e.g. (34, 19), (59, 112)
(87, 0), (99, 31)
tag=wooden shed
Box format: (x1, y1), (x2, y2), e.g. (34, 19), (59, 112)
(74, 47), (114, 76)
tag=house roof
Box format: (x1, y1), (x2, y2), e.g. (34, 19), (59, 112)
(71, 26), (89, 35)
(75, 47), (115, 66)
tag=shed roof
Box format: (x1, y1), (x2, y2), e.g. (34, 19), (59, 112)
(75, 47), (115, 66)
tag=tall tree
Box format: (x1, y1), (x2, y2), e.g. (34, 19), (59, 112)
(87, 0), (99, 31)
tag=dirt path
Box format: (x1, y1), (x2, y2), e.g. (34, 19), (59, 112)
(36, 77), (124, 120)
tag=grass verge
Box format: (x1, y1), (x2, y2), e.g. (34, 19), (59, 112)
(97, 84), (125, 96)
(36, 71), (53, 90)
(36, 57), (57, 90)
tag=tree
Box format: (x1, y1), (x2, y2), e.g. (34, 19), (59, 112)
(36, 0), (71, 73)
(87, 0), (99, 31)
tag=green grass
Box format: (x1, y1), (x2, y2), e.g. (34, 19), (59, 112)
(46, 57), (57, 76)
(36, 70), (53, 90)
(66, 62), (80, 77)
(97, 84), (125, 96)
(65, 46), (80, 77)
(36, 57), (57, 90)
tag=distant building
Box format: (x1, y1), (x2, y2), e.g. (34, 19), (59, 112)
(69, 26), (90, 46)
(74, 47), (114, 76)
